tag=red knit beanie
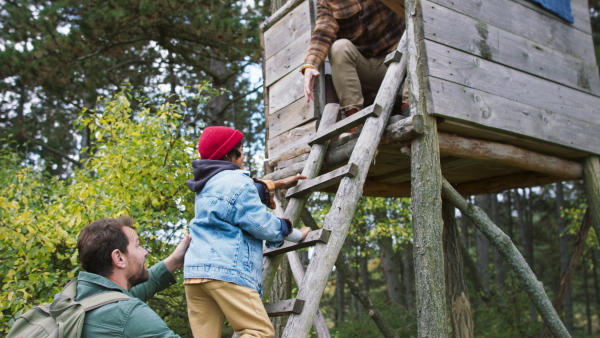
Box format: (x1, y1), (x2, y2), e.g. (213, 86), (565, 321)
(198, 126), (244, 160)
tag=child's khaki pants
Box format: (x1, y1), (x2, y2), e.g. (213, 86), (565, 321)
(185, 281), (275, 338)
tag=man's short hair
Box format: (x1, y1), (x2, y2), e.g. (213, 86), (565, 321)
(78, 217), (134, 277)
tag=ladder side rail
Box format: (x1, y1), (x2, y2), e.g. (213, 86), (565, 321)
(261, 103), (339, 294)
(282, 34), (408, 337)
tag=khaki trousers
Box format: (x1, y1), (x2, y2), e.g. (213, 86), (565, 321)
(329, 38), (408, 112)
(185, 281), (275, 338)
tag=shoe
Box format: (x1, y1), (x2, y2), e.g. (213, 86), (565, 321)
(343, 108), (359, 118)
(339, 108), (362, 140)
(400, 103), (410, 116)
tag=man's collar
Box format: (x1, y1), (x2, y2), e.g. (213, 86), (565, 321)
(77, 271), (133, 296)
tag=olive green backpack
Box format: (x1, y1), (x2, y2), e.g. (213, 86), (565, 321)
(7, 279), (130, 338)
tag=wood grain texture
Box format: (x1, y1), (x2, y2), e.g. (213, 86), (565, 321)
(422, 1), (600, 95)
(429, 78), (600, 155)
(425, 40), (600, 122)
(267, 120), (317, 160)
(427, 0), (595, 63)
(263, 0), (311, 59)
(265, 31), (311, 87)
(267, 97), (317, 138)
(268, 68), (306, 114)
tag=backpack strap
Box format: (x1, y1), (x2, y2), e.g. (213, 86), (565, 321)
(48, 279), (132, 318)
(78, 291), (131, 312)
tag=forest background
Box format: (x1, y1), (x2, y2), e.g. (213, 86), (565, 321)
(1, 0), (600, 336)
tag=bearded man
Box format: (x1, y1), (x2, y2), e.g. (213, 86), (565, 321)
(76, 216), (190, 337)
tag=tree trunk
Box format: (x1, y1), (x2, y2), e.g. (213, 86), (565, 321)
(406, 0), (449, 334)
(538, 209), (591, 338)
(591, 250), (600, 328)
(475, 194), (491, 293)
(442, 178), (571, 337)
(556, 182), (573, 331)
(271, 255), (292, 337)
(514, 188), (536, 322)
(460, 200), (471, 249)
(442, 197), (474, 338)
(403, 242), (414, 312)
(336, 267), (345, 326)
(583, 256), (592, 335)
(491, 194), (505, 287)
(583, 156), (600, 246)
(379, 235), (402, 304)
(335, 255), (397, 338)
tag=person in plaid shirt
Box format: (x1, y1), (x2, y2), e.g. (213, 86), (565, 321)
(301, 0), (406, 134)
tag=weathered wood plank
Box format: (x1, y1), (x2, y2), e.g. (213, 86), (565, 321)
(286, 163), (359, 198)
(429, 78), (600, 156)
(512, 0), (591, 34)
(268, 67), (306, 114)
(277, 153), (309, 171)
(264, 298), (305, 317)
(427, 0), (596, 63)
(268, 96), (318, 138)
(438, 132), (583, 179)
(425, 40), (600, 123)
(308, 105), (377, 145)
(263, 0), (311, 59)
(263, 229), (331, 256)
(422, 1), (600, 95)
(265, 31), (311, 87)
(268, 120), (317, 160)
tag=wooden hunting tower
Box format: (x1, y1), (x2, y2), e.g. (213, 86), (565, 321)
(258, 0), (600, 337)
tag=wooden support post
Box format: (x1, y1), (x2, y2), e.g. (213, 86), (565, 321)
(405, 0), (449, 336)
(441, 178), (571, 337)
(583, 156), (600, 243)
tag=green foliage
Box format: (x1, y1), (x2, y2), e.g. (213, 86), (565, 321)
(0, 0), (266, 176)
(330, 293), (417, 338)
(0, 87), (211, 335)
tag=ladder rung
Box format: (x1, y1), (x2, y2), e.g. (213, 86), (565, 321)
(285, 163), (359, 199)
(264, 298), (305, 317)
(263, 229), (331, 257)
(308, 105), (378, 145)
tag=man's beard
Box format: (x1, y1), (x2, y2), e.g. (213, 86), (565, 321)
(128, 266), (150, 287)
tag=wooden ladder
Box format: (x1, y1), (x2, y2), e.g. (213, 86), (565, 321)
(261, 32), (409, 338)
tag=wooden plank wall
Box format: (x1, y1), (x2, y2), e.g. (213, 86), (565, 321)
(422, 0), (600, 156)
(263, 0), (321, 161)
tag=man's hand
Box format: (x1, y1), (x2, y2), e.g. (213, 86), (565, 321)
(303, 67), (321, 102)
(163, 234), (192, 273)
(274, 174), (308, 189)
(300, 226), (312, 240)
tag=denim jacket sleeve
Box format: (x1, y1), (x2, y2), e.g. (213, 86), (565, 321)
(232, 183), (285, 249)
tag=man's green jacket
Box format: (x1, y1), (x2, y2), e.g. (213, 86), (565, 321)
(75, 262), (180, 337)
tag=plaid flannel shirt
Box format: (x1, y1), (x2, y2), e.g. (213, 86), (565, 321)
(304, 0), (404, 71)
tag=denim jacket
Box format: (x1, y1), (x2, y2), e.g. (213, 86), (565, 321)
(184, 162), (287, 294)
(77, 262), (179, 338)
